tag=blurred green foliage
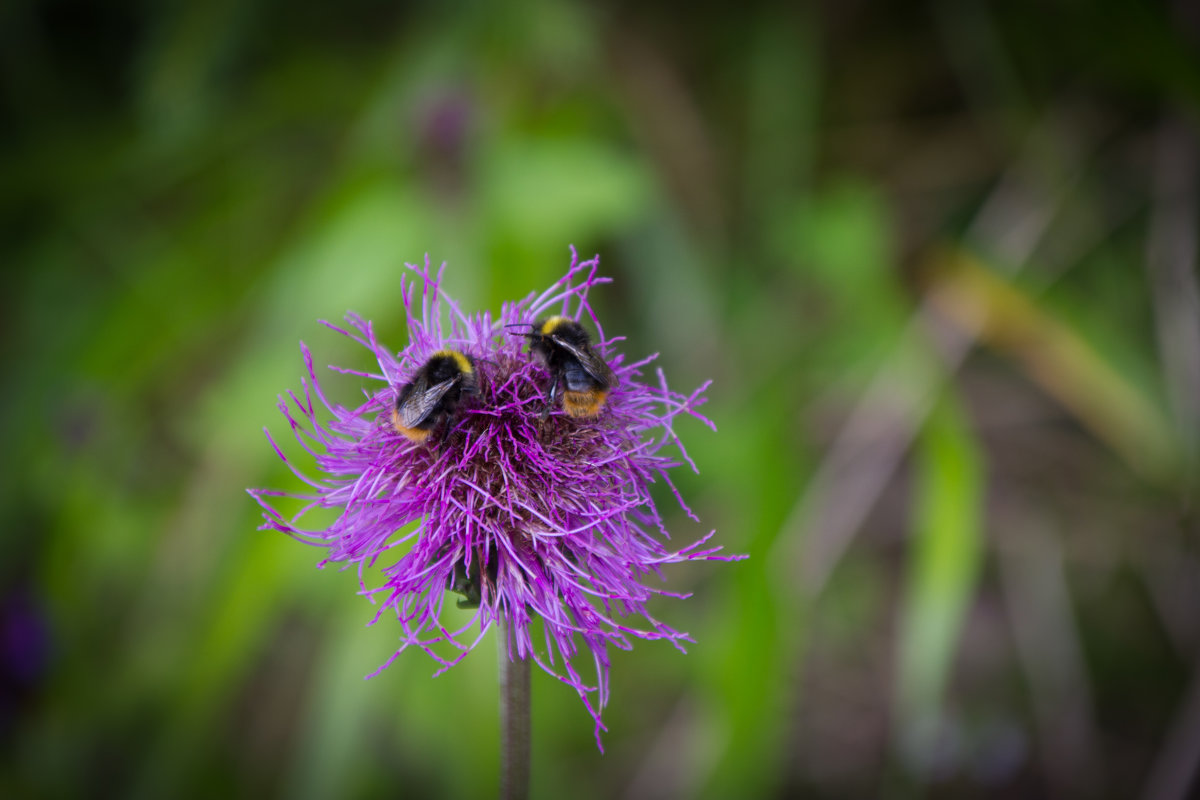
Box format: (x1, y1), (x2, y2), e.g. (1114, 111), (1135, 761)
(2, 0), (1199, 798)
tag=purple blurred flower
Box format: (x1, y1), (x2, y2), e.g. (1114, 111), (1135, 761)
(249, 248), (741, 747)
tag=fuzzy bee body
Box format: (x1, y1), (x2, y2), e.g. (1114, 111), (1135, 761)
(525, 316), (617, 418)
(391, 350), (477, 443)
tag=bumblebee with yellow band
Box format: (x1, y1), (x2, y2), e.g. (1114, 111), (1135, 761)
(391, 349), (478, 443)
(525, 316), (617, 418)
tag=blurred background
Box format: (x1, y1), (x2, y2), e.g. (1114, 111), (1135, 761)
(2, 0), (1199, 797)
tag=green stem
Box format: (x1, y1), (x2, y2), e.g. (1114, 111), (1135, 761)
(499, 622), (530, 800)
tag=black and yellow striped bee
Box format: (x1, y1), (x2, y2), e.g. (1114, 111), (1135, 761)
(524, 316), (617, 418)
(391, 349), (478, 444)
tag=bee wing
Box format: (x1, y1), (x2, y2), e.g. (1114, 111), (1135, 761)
(399, 375), (460, 428)
(550, 336), (617, 388)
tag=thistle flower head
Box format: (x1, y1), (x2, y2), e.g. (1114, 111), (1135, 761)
(249, 248), (740, 747)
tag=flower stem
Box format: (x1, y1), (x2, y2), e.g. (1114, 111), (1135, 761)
(499, 621), (530, 800)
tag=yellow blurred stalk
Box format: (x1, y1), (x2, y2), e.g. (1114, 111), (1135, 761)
(925, 248), (1178, 484)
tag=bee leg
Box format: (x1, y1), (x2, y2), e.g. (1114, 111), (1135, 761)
(443, 412), (473, 447)
(541, 375), (559, 420)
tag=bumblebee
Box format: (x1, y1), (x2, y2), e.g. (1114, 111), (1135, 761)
(524, 316), (617, 418)
(391, 350), (477, 444)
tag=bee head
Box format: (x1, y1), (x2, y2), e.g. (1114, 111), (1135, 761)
(539, 316), (589, 347)
(428, 349), (474, 378)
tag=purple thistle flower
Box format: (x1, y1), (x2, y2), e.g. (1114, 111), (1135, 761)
(248, 248), (742, 748)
